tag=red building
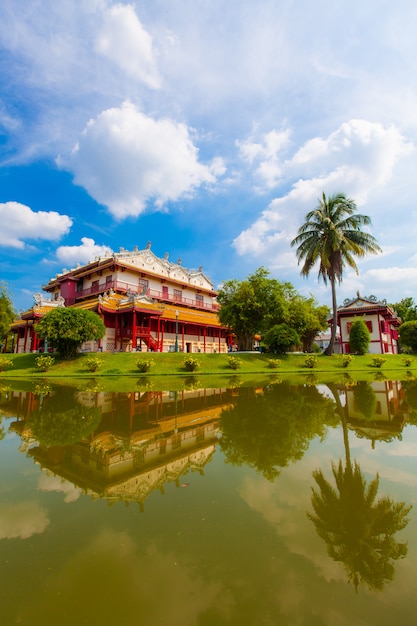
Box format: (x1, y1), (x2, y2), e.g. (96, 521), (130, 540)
(331, 294), (401, 354)
(10, 243), (230, 354)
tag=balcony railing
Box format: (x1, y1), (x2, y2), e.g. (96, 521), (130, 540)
(77, 280), (219, 311)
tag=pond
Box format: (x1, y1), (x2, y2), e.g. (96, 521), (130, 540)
(1, 377), (417, 626)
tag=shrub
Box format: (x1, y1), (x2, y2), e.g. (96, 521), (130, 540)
(227, 356), (243, 370)
(183, 356), (200, 372)
(340, 354), (355, 368)
(136, 358), (154, 373)
(402, 356), (414, 367)
(267, 358), (281, 369)
(371, 356), (386, 368)
(304, 355), (318, 369)
(263, 324), (300, 354)
(0, 358), (13, 372)
(84, 356), (103, 372)
(398, 321), (417, 353)
(35, 355), (55, 372)
(349, 319), (370, 354)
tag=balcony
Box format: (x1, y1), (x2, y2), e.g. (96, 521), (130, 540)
(76, 280), (220, 312)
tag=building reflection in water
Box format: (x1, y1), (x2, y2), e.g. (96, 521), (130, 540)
(338, 378), (408, 445)
(6, 386), (235, 511)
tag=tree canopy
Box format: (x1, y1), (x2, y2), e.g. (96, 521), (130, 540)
(217, 267), (328, 351)
(291, 192), (381, 355)
(35, 307), (105, 359)
(389, 297), (417, 322)
(398, 320), (417, 353)
(0, 282), (16, 346)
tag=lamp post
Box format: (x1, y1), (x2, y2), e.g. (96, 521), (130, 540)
(175, 310), (179, 352)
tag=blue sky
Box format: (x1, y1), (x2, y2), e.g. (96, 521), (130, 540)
(1, 0), (417, 312)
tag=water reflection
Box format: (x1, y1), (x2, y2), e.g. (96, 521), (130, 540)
(219, 382), (338, 480)
(309, 460), (411, 592)
(309, 380), (412, 592)
(1, 378), (417, 625)
(6, 385), (235, 510)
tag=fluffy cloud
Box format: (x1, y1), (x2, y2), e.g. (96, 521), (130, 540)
(0, 501), (49, 539)
(0, 202), (72, 249)
(95, 3), (160, 88)
(65, 101), (224, 218)
(38, 473), (82, 503)
(56, 237), (113, 267)
(233, 119), (413, 262)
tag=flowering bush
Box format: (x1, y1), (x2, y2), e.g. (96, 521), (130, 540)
(0, 358), (13, 372)
(227, 356), (243, 370)
(183, 357), (200, 372)
(267, 358), (281, 369)
(402, 356), (413, 367)
(136, 358), (154, 373)
(340, 354), (355, 368)
(304, 355), (318, 369)
(35, 355), (55, 372)
(371, 356), (386, 368)
(84, 356), (103, 372)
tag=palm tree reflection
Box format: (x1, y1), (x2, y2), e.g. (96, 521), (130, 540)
(308, 383), (412, 592)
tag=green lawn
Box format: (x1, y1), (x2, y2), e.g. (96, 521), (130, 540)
(1, 351), (416, 392)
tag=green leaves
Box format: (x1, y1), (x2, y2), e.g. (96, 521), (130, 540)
(36, 308), (105, 359)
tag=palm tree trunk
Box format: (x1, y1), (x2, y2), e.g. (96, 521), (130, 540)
(324, 276), (338, 355)
(327, 383), (352, 471)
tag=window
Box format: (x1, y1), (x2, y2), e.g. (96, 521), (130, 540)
(106, 274), (113, 285)
(196, 294), (204, 305)
(91, 280), (99, 293)
(174, 289), (182, 302)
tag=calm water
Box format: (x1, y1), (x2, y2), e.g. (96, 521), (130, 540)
(1, 377), (417, 626)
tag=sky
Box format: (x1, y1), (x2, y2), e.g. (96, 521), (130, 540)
(1, 0), (417, 313)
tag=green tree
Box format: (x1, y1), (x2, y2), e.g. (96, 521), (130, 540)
(263, 323), (300, 354)
(389, 297), (417, 322)
(217, 268), (291, 350)
(287, 294), (330, 352)
(398, 320), (417, 353)
(0, 282), (16, 347)
(35, 308), (105, 359)
(349, 318), (370, 354)
(291, 192), (381, 355)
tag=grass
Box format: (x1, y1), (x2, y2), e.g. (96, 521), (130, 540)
(1, 351), (416, 393)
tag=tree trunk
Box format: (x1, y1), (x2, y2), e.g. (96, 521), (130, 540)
(324, 277), (338, 355)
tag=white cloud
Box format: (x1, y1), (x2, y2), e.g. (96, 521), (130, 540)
(233, 119), (413, 260)
(95, 3), (161, 88)
(38, 472), (82, 503)
(65, 101), (223, 218)
(0, 202), (72, 249)
(0, 501), (49, 539)
(56, 237), (113, 267)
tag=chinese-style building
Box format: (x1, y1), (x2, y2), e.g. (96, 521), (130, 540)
(331, 294), (401, 354)
(10, 242), (230, 354)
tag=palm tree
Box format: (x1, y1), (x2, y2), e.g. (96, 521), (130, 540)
(291, 192), (381, 355)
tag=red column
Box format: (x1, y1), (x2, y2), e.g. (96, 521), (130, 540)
(132, 310), (137, 350)
(32, 328), (38, 352)
(115, 315), (119, 351)
(23, 322), (29, 353)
